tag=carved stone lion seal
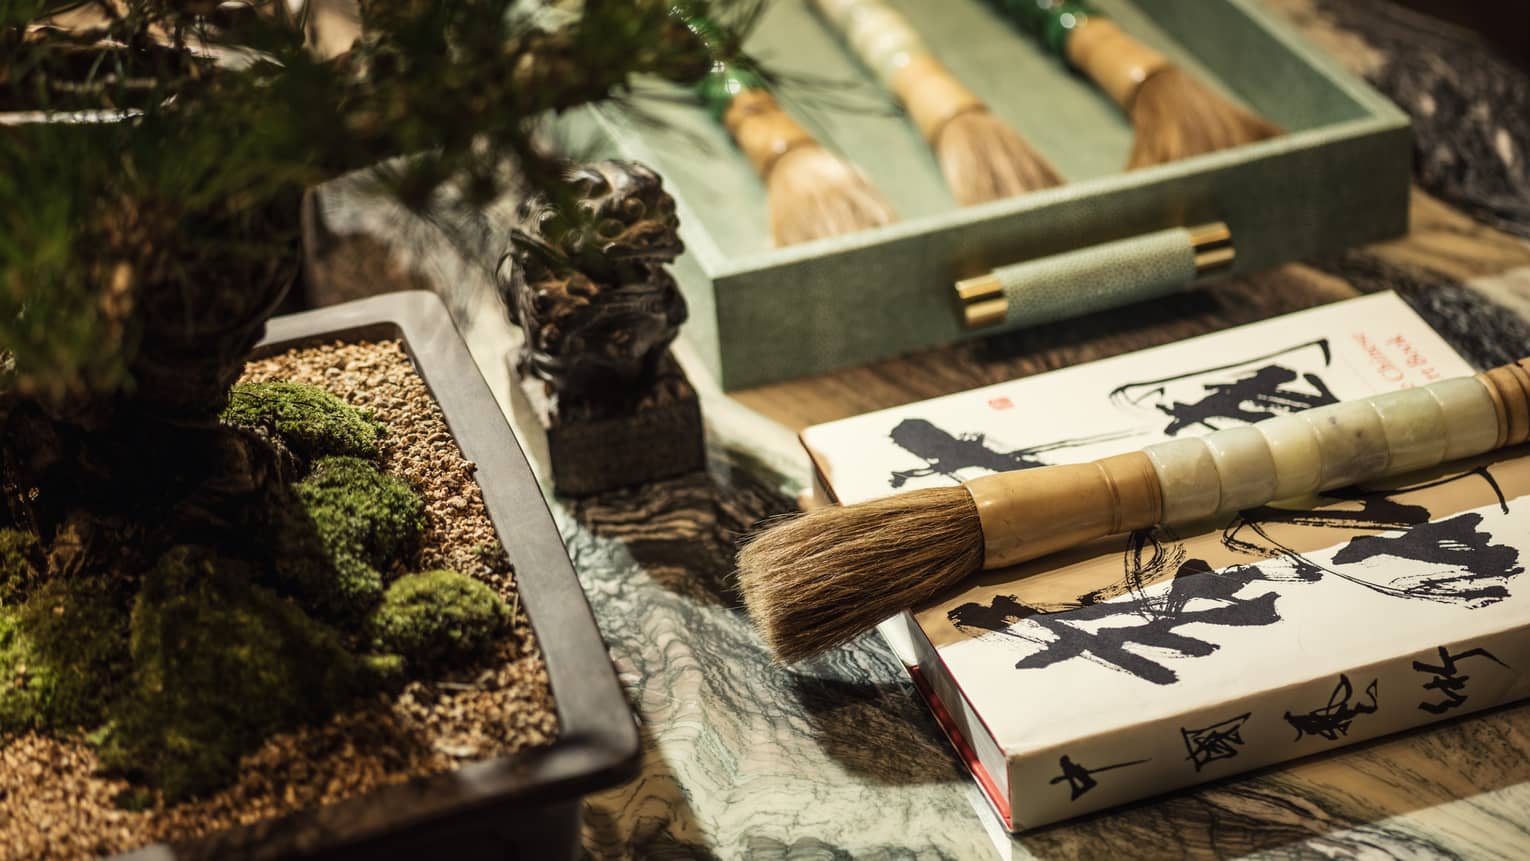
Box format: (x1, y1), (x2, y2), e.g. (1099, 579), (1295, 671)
(499, 160), (688, 403)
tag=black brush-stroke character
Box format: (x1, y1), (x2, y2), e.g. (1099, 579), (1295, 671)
(948, 554), (1282, 686)
(885, 418), (1136, 488)
(1152, 365), (1338, 435)
(1226, 466), (1520, 608)
(1109, 340), (1336, 436)
(1182, 713), (1252, 771)
(945, 454), (1520, 688)
(1049, 754), (1150, 801)
(1330, 513), (1522, 606)
(1283, 674), (1379, 741)
(1412, 645), (1509, 714)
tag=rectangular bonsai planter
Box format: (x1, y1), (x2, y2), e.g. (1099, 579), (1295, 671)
(578, 0), (1411, 388)
(122, 290), (640, 861)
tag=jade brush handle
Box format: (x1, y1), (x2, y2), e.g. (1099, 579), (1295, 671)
(967, 360), (1530, 570)
(811, 0), (984, 143)
(813, 0), (930, 86)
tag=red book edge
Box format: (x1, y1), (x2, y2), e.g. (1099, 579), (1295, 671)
(904, 662), (1013, 829)
(808, 449), (1013, 828)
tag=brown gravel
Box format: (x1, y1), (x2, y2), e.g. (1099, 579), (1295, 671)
(0, 340), (558, 861)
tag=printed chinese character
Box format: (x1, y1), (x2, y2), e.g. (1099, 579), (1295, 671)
(1284, 675), (1378, 741)
(1181, 713), (1252, 772)
(1412, 645), (1509, 714)
(1048, 754), (1150, 801)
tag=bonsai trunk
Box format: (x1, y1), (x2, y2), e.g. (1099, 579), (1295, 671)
(1, 195), (303, 583)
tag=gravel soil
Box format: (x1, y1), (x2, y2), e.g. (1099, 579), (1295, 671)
(0, 339), (557, 861)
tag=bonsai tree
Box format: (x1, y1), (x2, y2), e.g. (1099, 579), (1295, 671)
(0, 0), (737, 801)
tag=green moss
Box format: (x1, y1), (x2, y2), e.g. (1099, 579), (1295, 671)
(0, 461), (488, 801)
(299, 457), (424, 565)
(361, 652), (407, 683)
(0, 528), (40, 606)
(269, 456), (425, 622)
(0, 578), (131, 733)
(0, 608), (39, 731)
(221, 382), (385, 460)
(98, 545), (368, 800)
(368, 570), (509, 668)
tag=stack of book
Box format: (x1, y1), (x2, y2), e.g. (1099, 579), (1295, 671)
(800, 293), (1530, 831)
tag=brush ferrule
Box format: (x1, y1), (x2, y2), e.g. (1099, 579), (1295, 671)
(1064, 17), (1169, 111)
(892, 55), (986, 145)
(815, 0), (987, 144)
(722, 88), (818, 179)
(1477, 359), (1530, 448)
(967, 452), (1161, 569)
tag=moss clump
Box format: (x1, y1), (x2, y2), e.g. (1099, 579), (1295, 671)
(368, 570), (509, 668)
(0, 609), (35, 728)
(0, 412), (511, 802)
(0, 578), (131, 733)
(99, 545), (368, 800)
(298, 457), (424, 565)
(269, 456), (425, 621)
(221, 382), (385, 460)
(0, 528), (41, 605)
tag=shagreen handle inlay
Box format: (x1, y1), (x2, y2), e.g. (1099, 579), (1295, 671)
(955, 223), (1234, 332)
(811, 0), (985, 143)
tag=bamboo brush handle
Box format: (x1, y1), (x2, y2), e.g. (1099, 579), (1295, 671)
(1064, 18), (1168, 111)
(686, 12), (820, 179)
(722, 88), (818, 179)
(812, 0), (983, 142)
(990, 0), (1168, 111)
(969, 361), (1530, 569)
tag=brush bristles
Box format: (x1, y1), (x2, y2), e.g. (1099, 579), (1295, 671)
(737, 486), (984, 662)
(767, 143), (897, 247)
(1126, 67), (1281, 170)
(935, 109), (1063, 205)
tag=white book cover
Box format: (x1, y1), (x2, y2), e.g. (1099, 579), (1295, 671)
(800, 293), (1530, 830)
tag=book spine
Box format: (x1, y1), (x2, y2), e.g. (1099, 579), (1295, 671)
(1006, 626), (1530, 829)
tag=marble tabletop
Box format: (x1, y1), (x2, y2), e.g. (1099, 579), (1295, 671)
(302, 1), (1530, 857)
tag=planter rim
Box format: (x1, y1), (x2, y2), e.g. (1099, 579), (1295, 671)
(120, 290), (639, 860)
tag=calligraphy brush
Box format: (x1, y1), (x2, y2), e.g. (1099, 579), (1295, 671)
(739, 358), (1530, 662)
(989, 0), (1280, 169)
(811, 0), (1062, 205)
(683, 9), (896, 246)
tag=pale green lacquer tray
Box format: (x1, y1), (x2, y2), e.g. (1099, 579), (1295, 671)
(578, 0), (1409, 389)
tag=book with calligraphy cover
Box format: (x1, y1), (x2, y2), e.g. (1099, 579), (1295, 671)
(799, 293), (1530, 831)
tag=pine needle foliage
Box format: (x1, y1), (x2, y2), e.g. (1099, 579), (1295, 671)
(0, 0), (731, 419)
